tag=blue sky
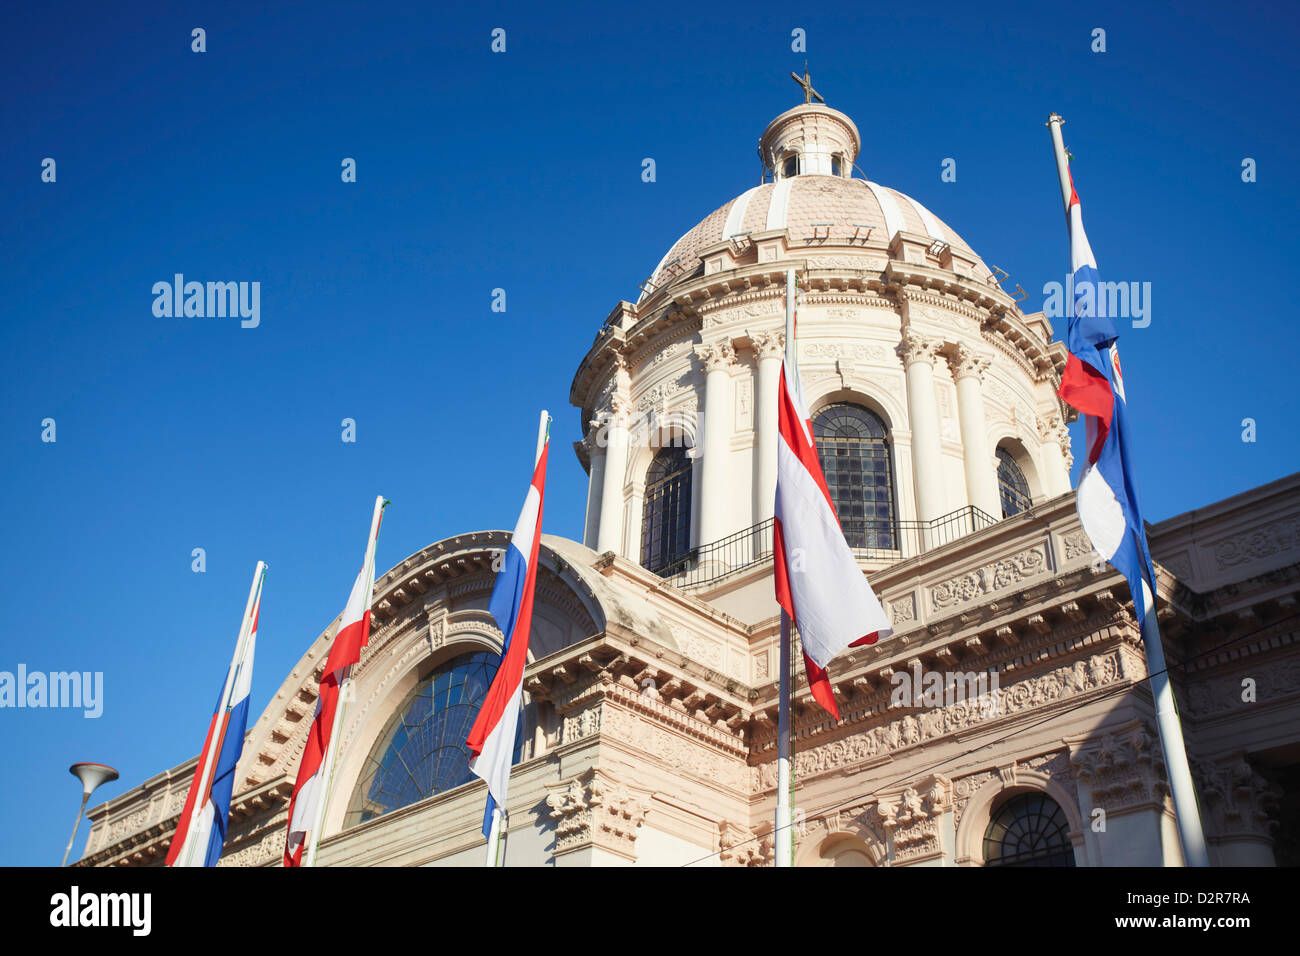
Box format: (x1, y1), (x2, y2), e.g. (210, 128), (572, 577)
(1, 1), (1296, 865)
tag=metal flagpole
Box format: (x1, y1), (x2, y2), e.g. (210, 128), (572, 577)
(305, 496), (386, 868)
(484, 409), (551, 868)
(1139, 605), (1210, 866)
(773, 267), (798, 868)
(775, 611), (793, 867)
(483, 808), (504, 867)
(1046, 113), (1209, 867)
(177, 561), (265, 867)
(304, 663), (353, 869)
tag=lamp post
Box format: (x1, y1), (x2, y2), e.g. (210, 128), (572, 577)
(63, 762), (119, 866)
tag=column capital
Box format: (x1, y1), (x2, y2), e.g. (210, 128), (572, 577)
(695, 341), (738, 373)
(545, 767), (654, 863)
(592, 394), (632, 433)
(747, 329), (786, 360)
(1036, 412), (1068, 445)
(897, 328), (940, 368)
(950, 342), (992, 382)
(580, 425), (607, 457)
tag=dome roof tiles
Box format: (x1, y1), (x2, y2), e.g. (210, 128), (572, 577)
(638, 175), (991, 304)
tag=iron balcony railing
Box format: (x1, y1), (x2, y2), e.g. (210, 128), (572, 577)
(648, 506), (999, 589)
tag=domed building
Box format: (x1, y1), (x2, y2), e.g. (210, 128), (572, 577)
(79, 90), (1300, 868)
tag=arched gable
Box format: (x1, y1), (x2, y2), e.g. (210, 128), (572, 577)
(230, 532), (626, 832)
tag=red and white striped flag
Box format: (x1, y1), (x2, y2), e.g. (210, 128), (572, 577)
(283, 496), (386, 867)
(773, 270), (892, 720)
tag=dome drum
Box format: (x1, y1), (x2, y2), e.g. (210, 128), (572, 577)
(571, 95), (1074, 583)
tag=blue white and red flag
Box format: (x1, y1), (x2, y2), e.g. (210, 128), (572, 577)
(467, 423), (549, 837)
(1057, 168), (1158, 623)
(166, 563), (265, 867)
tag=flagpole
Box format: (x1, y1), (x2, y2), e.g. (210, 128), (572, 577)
(176, 561), (265, 867)
(304, 496), (385, 868)
(772, 267), (799, 868)
(1046, 113), (1209, 867)
(775, 611), (793, 867)
(483, 409), (551, 869)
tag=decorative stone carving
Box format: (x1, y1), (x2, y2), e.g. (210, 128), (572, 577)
(747, 329), (785, 359)
(719, 819), (770, 867)
(1188, 658), (1300, 717)
(426, 609), (447, 651)
(1036, 412), (1069, 445)
(1069, 721), (1169, 813)
(694, 341), (738, 373)
(705, 301), (782, 330)
(953, 771), (998, 828)
(897, 329), (940, 368)
(753, 649), (1124, 792)
(1023, 750), (1074, 783)
(1193, 753), (1280, 841)
(877, 775), (952, 863)
(736, 378), (753, 429)
(1063, 529), (1094, 561)
(601, 705), (748, 792)
(802, 341), (891, 364)
(677, 630), (724, 670)
(544, 769), (653, 861)
(950, 342), (992, 382)
(931, 546), (1049, 610)
(636, 375), (693, 414)
(561, 704), (603, 744)
(1212, 518), (1300, 569)
(890, 594), (917, 626)
(651, 341), (688, 366)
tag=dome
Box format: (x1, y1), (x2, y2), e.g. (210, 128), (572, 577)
(638, 175), (994, 304)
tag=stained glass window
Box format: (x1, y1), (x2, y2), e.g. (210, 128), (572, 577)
(997, 446), (1033, 518)
(813, 403), (896, 550)
(983, 792), (1075, 867)
(642, 446), (693, 574)
(345, 650), (522, 828)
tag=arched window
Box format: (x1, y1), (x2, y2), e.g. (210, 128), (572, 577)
(812, 403), (896, 550)
(642, 446), (693, 574)
(782, 152), (799, 179)
(819, 837), (874, 867)
(344, 650), (522, 828)
(996, 446), (1032, 518)
(983, 792), (1075, 867)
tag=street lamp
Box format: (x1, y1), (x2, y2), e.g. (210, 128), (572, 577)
(62, 762), (119, 867)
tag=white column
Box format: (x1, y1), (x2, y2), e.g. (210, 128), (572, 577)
(596, 401), (629, 556)
(950, 343), (1001, 519)
(899, 329), (944, 526)
(750, 330), (785, 525)
(1037, 413), (1073, 498)
(694, 341), (736, 548)
(582, 429), (606, 550)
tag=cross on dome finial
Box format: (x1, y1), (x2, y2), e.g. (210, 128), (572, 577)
(790, 63), (824, 105)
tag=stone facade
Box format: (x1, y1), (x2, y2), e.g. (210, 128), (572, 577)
(78, 97), (1300, 868)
